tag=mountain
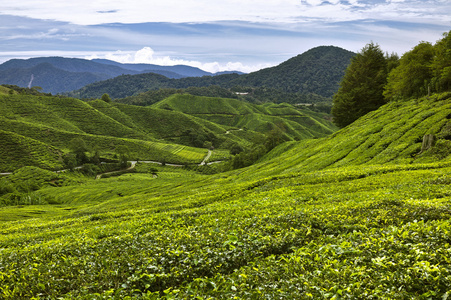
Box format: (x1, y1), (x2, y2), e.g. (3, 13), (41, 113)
(233, 46), (355, 97)
(67, 72), (241, 99)
(92, 59), (213, 77)
(68, 46), (355, 100)
(0, 57), (242, 94)
(0, 63), (109, 95)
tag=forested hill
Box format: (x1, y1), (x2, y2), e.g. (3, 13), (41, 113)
(68, 46), (355, 99)
(232, 46), (355, 97)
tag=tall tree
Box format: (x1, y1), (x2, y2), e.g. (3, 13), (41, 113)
(101, 93), (112, 103)
(431, 30), (451, 93)
(332, 43), (388, 128)
(384, 42), (434, 101)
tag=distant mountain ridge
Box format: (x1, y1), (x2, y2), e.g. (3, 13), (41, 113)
(0, 57), (244, 94)
(69, 46), (355, 100)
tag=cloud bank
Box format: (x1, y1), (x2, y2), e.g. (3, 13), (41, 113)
(85, 47), (273, 73)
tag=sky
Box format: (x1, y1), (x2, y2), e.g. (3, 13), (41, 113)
(0, 0), (450, 73)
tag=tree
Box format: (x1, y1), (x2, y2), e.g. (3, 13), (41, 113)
(101, 93), (112, 103)
(69, 137), (89, 165)
(431, 30), (451, 93)
(63, 153), (77, 171)
(384, 42), (434, 101)
(116, 145), (130, 168)
(332, 42), (388, 128)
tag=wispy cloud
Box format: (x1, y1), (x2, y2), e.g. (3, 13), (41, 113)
(1, 0), (449, 25)
(0, 0), (449, 72)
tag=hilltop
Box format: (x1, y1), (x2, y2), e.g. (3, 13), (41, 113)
(68, 46), (354, 100)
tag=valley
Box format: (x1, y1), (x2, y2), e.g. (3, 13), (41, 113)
(1, 35), (451, 298)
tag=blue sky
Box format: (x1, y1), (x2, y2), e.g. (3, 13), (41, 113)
(0, 0), (450, 72)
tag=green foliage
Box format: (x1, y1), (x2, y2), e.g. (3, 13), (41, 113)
(1, 161), (451, 297)
(69, 137), (90, 165)
(101, 93), (112, 103)
(152, 94), (337, 142)
(1, 92), (451, 298)
(332, 42), (389, 128)
(1, 84), (52, 96)
(384, 42), (435, 101)
(116, 145), (131, 167)
(0, 130), (63, 172)
(431, 30), (451, 92)
(384, 30), (451, 102)
(232, 46), (355, 97)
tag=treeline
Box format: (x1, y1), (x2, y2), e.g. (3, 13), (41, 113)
(332, 30), (451, 127)
(2, 84), (52, 96)
(117, 86), (332, 113)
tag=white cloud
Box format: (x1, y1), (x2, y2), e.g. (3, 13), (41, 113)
(84, 47), (272, 73)
(1, 0), (449, 26)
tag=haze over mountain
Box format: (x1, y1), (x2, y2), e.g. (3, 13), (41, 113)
(0, 57), (244, 94)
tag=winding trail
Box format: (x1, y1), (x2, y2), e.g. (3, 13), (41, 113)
(96, 161), (137, 179)
(200, 150), (212, 166)
(2, 149), (220, 178)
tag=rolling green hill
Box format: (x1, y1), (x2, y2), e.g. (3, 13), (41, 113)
(236, 92), (451, 178)
(0, 93), (220, 171)
(153, 94), (337, 140)
(1, 93), (451, 298)
(0, 88), (336, 172)
(0, 130), (63, 171)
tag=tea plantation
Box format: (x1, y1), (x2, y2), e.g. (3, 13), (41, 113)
(1, 92), (451, 298)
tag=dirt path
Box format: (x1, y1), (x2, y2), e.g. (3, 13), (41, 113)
(96, 161), (137, 179)
(2, 152), (218, 179)
(199, 150), (212, 166)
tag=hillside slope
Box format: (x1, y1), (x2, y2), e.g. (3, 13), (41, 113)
(237, 92), (451, 179)
(0, 89), (336, 171)
(153, 94), (337, 139)
(0, 93), (222, 171)
(2, 94), (451, 298)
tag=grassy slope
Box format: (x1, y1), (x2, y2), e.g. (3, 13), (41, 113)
(1, 93), (336, 171)
(1, 94), (451, 298)
(235, 93), (451, 179)
(0, 130), (63, 171)
(153, 94), (337, 139)
(0, 95), (215, 170)
(0, 94), (148, 139)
